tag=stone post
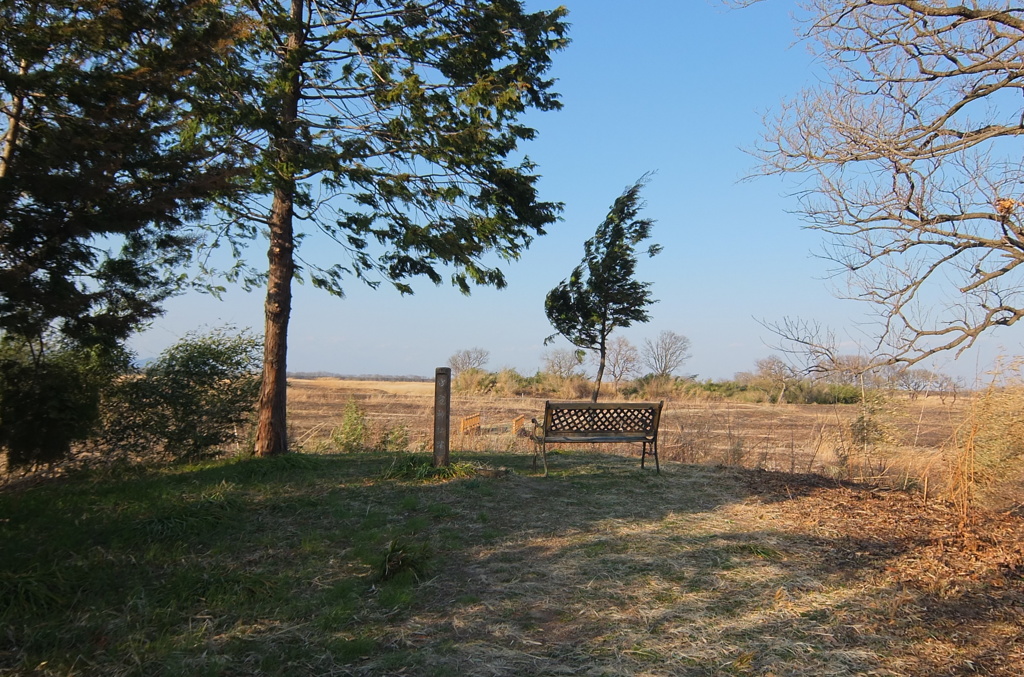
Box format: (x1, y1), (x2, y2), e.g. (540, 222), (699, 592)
(432, 367), (451, 467)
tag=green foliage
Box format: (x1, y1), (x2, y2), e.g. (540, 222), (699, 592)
(194, 0), (569, 455)
(202, 0), (570, 296)
(824, 384), (863, 405)
(329, 399), (409, 453)
(376, 538), (430, 583)
(669, 377), (863, 405)
(493, 368), (536, 397)
(0, 341), (121, 469)
(0, 0), (240, 348)
(622, 374), (683, 400)
(332, 398), (368, 453)
(379, 454), (477, 481)
(545, 176), (661, 399)
(680, 379), (748, 400)
(850, 413), (886, 448)
(376, 422), (410, 453)
(794, 382), (862, 405)
(99, 327), (261, 461)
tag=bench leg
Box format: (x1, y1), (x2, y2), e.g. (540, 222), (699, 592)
(641, 441), (660, 474)
(532, 443), (549, 476)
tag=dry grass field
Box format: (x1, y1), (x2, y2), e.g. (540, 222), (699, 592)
(287, 377), (967, 491)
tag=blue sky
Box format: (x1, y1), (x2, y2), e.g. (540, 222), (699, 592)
(130, 0), (1023, 382)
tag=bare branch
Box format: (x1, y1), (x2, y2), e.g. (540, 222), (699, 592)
(750, 0), (1024, 365)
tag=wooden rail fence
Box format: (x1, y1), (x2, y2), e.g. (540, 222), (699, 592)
(459, 413), (481, 435)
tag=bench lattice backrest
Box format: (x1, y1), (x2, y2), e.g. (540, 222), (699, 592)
(547, 405), (657, 435)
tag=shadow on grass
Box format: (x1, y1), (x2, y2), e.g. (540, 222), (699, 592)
(2, 450), (1022, 676)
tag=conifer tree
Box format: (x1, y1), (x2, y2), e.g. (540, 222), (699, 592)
(0, 0), (239, 351)
(545, 177), (661, 402)
(205, 0), (569, 455)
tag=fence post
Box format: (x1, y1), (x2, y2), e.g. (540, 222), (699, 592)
(433, 367), (451, 467)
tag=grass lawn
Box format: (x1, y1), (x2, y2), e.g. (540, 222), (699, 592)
(2, 450), (1023, 676)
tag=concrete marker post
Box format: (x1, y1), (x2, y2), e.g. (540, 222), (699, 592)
(432, 367), (451, 467)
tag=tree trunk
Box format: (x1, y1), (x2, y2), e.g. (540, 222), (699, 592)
(0, 60), (27, 179)
(253, 186), (295, 456)
(592, 341), (606, 403)
(253, 0), (303, 457)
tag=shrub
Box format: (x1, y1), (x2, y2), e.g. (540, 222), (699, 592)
(98, 327), (261, 461)
(493, 368), (533, 397)
(556, 374), (592, 399)
(376, 421), (410, 452)
(332, 398), (368, 452)
(0, 342), (121, 470)
(783, 380), (863, 405)
(681, 379), (746, 401)
(453, 367), (496, 394)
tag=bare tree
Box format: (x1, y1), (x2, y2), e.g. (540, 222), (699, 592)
(599, 336), (640, 392)
(542, 348), (583, 380)
(753, 355), (798, 404)
(821, 355), (876, 388)
(447, 348), (489, 377)
(744, 1), (1024, 366)
(763, 316), (903, 393)
(641, 330), (691, 378)
(893, 367), (939, 400)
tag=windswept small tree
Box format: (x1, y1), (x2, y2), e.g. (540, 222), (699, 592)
(545, 177), (661, 401)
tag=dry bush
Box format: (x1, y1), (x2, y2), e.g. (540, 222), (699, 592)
(492, 368), (531, 397)
(948, 377), (1024, 516)
(452, 368), (495, 394)
(553, 375), (591, 400)
(636, 375), (678, 400)
(663, 408), (716, 464)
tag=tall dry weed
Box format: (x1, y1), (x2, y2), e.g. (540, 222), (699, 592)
(947, 367), (1024, 516)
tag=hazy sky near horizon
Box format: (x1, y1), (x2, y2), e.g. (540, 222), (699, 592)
(130, 0), (1024, 383)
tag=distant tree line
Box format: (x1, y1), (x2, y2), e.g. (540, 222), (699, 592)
(444, 343), (961, 404)
(288, 372), (432, 382)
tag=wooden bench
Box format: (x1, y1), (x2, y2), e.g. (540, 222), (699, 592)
(531, 401), (664, 476)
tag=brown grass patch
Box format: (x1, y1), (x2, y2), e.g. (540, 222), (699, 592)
(352, 457), (1024, 676)
(286, 379), (969, 492)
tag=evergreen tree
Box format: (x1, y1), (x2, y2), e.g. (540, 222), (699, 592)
(0, 0), (240, 351)
(204, 0), (569, 455)
(0, 0), (243, 468)
(545, 177), (661, 402)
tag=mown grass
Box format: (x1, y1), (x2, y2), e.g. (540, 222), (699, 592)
(2, 450), (1021, 676)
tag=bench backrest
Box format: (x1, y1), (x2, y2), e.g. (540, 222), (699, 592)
(542, 401), (663, 437)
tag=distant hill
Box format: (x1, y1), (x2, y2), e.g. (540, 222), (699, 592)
(287, 371), (431, 382)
